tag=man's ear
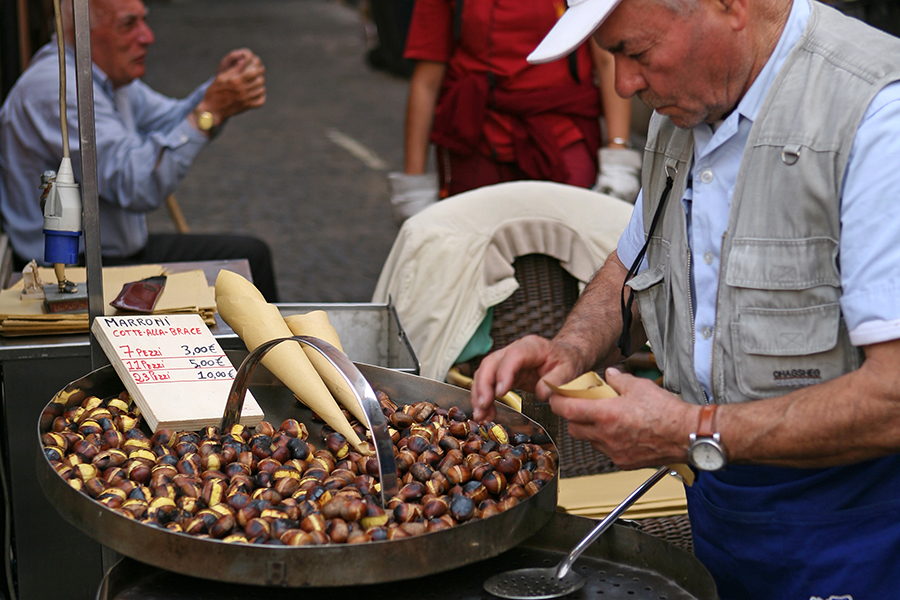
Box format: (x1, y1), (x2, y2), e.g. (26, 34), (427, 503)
(715, 0), (749, 31)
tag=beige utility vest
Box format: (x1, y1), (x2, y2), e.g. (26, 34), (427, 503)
(629, 2), (900, 405)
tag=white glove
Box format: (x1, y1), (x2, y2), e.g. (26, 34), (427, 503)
(388, 172), (439, 226)
(594, 147), (642, 204)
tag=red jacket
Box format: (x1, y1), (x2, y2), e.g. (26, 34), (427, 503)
(405, 0), (601, 179)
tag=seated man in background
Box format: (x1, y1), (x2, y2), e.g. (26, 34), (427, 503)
(0, 0), (279, 302)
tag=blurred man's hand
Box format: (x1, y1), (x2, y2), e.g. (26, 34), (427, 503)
(194, 49), (267, 129)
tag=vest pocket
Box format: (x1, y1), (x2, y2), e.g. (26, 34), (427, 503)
(730, 302), (848, 399)
(629, 262), (668, 373)
(725, 237), (839, 290)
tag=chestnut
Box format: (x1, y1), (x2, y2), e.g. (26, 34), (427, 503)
(127, 461), (152, 484)
(287, 438), (312, 461)
(239, 516), (269, 542)
(300, 512), (326, 533)
(397, 481), (426, 503)
(462, 480), (489, 504)
(281, 529), (314, 546)
(326, 517), (349, 543)
(425, 473), (449, 496)
(449, 494), (475, 522)
(445, 464), (471, 485)
(202, 478), (227, 506)
(392, 502), (422, 523)
(423, 496), (449, 519)
(481, 470), (507, 495)
(254, 421), (276, 438)
(360, 502), (388, 530)
(394, 450), (417, 473)
(122, 498), (148, 519)
(496, 456), (523, 476)
(409, 462), (434, 483)
(389, 411), (415, 430)
(273, 477), (301, 497)
(341, 498), (367, 522)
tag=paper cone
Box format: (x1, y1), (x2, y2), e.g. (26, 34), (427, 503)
(284, 312), (368, 425)
(545, 371), (618, 398)
(215, 271), (369, 454)
(285, 311), (343, 352)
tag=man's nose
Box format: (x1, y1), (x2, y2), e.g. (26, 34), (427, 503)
(138, 20), (155, 45)
(614, 55), (646, 99)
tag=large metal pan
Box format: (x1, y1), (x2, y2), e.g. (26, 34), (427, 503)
(37, 360), (557, 587)
(97, 512), (718, 600)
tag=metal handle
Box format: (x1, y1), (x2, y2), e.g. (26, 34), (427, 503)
(221, 335), (399, 505)
(555, 465), (672, 579)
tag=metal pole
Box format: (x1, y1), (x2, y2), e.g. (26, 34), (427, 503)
(70, 0), (106, 369)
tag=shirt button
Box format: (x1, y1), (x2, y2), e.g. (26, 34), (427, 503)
(701, 327), (712, 340)
(703, 251), (714, 265)
(700, 169), (714, 184)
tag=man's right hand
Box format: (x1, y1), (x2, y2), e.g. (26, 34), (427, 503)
(195, 48), (267, 128)
(470, 335), (585, 423)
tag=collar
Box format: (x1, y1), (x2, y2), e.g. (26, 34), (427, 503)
(736, 0), (810, 124)
(56, 35), (117, 99)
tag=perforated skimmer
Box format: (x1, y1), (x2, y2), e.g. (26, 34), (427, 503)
(483, 466), (674, 599)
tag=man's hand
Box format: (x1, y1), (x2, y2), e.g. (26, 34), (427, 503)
(470, 335), (586, 423)
(195, 48), (267, 128)
(550, 367), (696, 469)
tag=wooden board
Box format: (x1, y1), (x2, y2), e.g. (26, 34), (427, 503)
(91, 313), (264, 431)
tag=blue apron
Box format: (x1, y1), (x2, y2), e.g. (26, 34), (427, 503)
(685, 455), (900, 600)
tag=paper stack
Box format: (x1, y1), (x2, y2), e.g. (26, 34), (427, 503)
(0, 265), (216, 336)
(557, 469), (688, 520)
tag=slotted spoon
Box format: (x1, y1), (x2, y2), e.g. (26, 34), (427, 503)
(483, 465), (674, 599)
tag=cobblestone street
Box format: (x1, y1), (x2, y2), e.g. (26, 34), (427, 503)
(142, 0), (411, 302)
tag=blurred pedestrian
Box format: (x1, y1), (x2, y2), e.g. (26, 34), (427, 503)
(388, 0), (640, 224)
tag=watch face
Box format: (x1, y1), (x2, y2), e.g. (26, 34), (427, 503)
(198, 112), (215, 131)
(690, 440), (726, 471)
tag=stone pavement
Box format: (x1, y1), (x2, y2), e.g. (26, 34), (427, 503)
(142, 0), (411, 302)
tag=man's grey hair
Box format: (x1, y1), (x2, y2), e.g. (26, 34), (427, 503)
(655, 0), (699, 14)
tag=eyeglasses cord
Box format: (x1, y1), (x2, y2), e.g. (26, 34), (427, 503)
(616, 175), (675, 357)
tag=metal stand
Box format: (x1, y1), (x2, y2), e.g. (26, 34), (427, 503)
(70, 0), (105, 370)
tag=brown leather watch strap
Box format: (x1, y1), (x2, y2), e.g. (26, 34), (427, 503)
(696, 404), (718, 438)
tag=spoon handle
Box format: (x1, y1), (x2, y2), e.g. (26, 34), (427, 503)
(556, 466), (672, 579)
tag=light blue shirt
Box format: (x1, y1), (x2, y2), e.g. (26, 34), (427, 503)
(0, 39), (211, 262)
(617, 0), (900, 400)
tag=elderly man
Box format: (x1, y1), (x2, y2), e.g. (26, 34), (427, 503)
(0, 0), (278, 301)
(471, 0), (900, 597)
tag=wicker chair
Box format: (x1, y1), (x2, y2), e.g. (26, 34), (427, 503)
(459, 253), (694, 554)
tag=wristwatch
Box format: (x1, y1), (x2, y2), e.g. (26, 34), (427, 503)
(688, 404), (727, 471)
(196, 110), (216, 133)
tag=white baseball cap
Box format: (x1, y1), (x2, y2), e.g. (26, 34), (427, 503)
(528, 0), (626, 64)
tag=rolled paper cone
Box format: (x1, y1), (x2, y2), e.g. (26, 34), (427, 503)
(545, 371), (618, 398)
(215, 271), (369, 454)
(285, 311), (343, 352)
(284, 312), (367, 425)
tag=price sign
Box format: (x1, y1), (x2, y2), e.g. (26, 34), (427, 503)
(92, 314), (264, 432)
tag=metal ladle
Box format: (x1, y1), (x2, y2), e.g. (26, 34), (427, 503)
(483, 465), (675, 599)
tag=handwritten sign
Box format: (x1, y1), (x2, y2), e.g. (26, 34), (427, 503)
(92, 313), (264, 432)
